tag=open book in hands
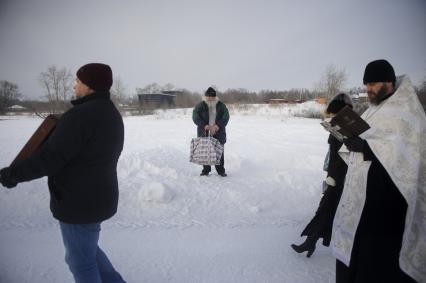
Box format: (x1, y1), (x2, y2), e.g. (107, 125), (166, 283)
(320, 106), (370, 142)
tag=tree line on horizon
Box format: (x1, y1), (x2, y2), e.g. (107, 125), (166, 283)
(1, 64), (426, 115)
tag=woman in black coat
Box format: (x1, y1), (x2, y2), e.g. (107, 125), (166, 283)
(291, 93), (353, 257)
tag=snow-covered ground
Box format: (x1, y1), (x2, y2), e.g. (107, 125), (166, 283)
(0, 102), (337, 283)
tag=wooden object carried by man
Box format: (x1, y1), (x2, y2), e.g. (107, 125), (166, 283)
(320, 106), (370, 141)
(11, 114), (60, 166)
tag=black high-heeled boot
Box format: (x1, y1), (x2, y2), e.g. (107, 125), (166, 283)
(291, 236), (318, 258)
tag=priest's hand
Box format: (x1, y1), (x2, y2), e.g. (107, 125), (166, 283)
(0, 167), (17, 189)
(343, 137), (365, 152)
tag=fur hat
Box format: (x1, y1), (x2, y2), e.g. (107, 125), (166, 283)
(326, 93), (353, 114)
(205, 87), (217, 97)
(76, 63), (113, 91)
(363, 59), (396, 85)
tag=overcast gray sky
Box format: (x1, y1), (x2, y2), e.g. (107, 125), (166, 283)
(0, 0), (425, 98)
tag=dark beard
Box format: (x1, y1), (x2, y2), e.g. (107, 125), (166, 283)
(368, 85), (389, 105)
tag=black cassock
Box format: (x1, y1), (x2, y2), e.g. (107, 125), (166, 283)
(336, 142), (416, 283)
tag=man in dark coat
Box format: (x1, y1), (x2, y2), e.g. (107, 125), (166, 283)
(332, 60), (423, 283)
(292, 93), (352, 257)
(0, 63), (126, 283)
(192, 87), (230, 176)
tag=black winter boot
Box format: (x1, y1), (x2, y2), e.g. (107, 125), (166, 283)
(291, 236), (318, 258)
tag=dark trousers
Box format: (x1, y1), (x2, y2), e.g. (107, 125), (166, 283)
(202, 151), (225, 174)
(335, 235), (416, 283)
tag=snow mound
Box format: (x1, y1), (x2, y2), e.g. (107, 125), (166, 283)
(139, 182), (174, 203)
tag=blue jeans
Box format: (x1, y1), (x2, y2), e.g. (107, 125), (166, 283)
(59, 221), (125, 283)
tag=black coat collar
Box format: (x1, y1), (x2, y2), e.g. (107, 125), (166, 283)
(71, 91), (110, 106)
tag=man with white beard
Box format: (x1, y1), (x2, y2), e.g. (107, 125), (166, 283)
(192, 87), (230, 177)
(331, 59), (425, 283)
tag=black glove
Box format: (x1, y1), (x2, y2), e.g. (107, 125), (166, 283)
(0, 167), (18, 189)
(343, 137), (365, 152)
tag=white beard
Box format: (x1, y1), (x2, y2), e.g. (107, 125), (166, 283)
(204, 96), (219, 126)
(204, 97), (219, 108)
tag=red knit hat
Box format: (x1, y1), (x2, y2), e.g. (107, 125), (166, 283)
(76, 63), (113, 91)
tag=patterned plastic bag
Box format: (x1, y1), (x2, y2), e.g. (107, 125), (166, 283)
(190, 136), (224, 165)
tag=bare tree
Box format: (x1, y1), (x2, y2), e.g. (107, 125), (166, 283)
(39, 65), (73, 113)
(136, 82), (177, 95)
(175, 89), (202, 108)
(0, 80), (21, 114)
(163, 83), (175, 91)
(220, 88), (258, 104)
(136, 82), (162, 94)
(315, 64), (347, 100)
(111, 77), (127, 106)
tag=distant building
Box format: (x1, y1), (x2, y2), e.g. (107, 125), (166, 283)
(137, 91), (182, 109)
(315, 97), (327, 105)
